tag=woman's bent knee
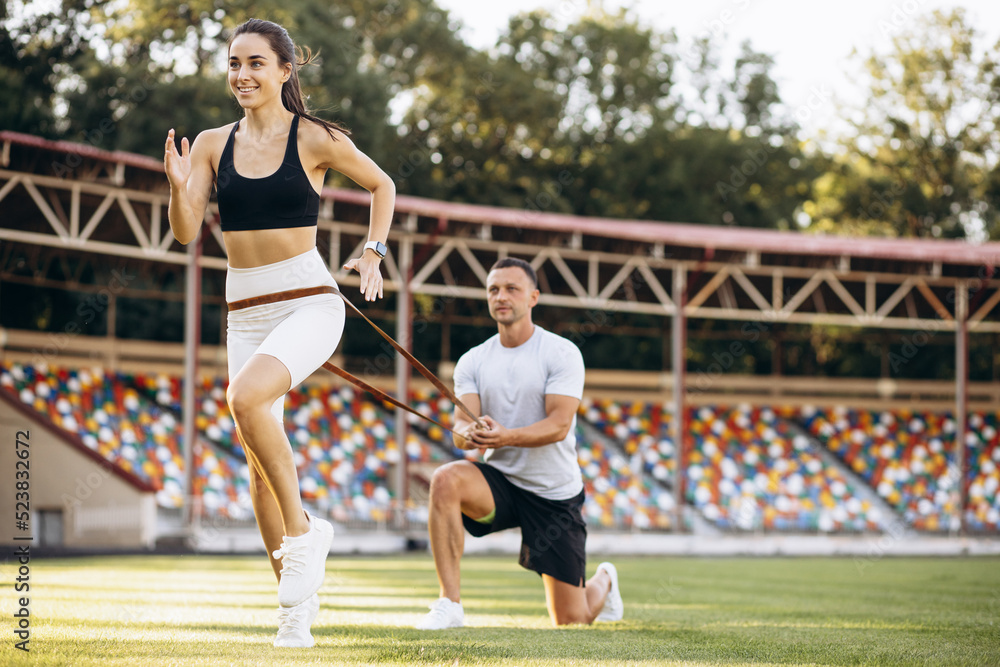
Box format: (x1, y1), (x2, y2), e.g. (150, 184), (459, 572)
(226, 380), (269, 423)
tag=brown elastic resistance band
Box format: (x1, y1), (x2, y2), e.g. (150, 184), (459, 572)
(228, 285), (484, 435)
(320, 361), (457, 436)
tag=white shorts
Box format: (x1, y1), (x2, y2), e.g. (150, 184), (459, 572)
(226, 247), (346, 423)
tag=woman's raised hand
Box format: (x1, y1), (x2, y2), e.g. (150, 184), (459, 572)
(164, 129), (191, 189)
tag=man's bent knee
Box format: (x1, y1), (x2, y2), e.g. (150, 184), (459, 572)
(552, 611), (590, 626)
(429, 462), (466, 504)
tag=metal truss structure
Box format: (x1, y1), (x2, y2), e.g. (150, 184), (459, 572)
(3, 132), (997, 332)
(3, 130), (1000, 532)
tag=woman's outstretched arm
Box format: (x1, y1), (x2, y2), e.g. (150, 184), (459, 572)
(165, 128), (217, 244)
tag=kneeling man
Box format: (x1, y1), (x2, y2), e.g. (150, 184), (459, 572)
(416, 257), (623, 629)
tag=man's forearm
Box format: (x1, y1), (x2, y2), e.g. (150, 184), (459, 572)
(453, 416), (476, 450)
(496, 415), (572, 449)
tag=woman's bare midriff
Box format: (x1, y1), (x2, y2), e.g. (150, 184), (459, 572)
(223, 227), (319, 268)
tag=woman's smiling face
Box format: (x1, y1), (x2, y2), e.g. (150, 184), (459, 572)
(228, 33), (290, 109)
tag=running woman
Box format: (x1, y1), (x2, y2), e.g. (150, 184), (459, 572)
(164, 18), (394, 648)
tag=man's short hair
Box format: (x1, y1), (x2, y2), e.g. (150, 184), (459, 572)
(489, 257), (538, 289)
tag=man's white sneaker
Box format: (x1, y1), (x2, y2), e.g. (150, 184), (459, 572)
(272, 514), (334, 607)
(415, 597), (464, 630)
(595, 562), (623, 622)
(274, 592), (319, 648)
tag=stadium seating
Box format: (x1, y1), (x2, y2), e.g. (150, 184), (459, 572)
(966, 411), (1000, 531)
(800, 406), (956, 531)
(576, 425), (674, 529)
(0, 362), (402, 522)
(0, 362), (188, 509)
(407, 390), (674, 528)
(580, 396), (676, 485)
(281, 383), (395, 523)
(800, 406), (1000, 532)
(2, 360), (996, 532)
(687, 405), (880, 532)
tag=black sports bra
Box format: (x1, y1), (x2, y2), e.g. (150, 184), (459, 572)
(215, 115), (320, 232)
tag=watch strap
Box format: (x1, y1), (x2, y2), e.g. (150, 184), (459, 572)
(363, 241), (387, 258)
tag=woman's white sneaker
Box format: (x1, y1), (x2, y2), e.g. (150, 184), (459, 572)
(274, 592), (320, 648)
(272, 514), (334, 607)
(415, 597), (464, 630)
(595, 562), (624, 622)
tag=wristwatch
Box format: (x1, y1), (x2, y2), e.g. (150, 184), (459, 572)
(363, 241), (387, 258)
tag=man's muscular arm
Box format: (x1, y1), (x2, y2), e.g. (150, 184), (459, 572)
(469, 394), (579, 450)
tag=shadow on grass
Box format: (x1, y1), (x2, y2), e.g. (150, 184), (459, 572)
(33, 619), (1000, 666)
(34, 625), (676, 665)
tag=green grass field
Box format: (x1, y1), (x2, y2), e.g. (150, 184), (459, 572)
(1, 553), (998, 666)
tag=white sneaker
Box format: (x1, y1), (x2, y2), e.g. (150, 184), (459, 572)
(274, 593), (320, 648)
(415, 597), (464, 630)
(272, 514), (334, 607)
(595, 562), (623, 622)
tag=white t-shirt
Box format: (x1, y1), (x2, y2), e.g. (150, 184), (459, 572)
(453, 325), (585, 500)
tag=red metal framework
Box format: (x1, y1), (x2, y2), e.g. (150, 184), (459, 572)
(2, 130), (999, 533)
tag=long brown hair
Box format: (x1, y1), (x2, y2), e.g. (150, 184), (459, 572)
(229, 18), (349, 140)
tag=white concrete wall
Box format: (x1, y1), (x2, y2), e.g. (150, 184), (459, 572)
(0, 400), (155, 549)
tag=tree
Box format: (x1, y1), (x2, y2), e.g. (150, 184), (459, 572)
(3, 0), (478, 183)
(805, 9), (1000, 240)
(396, 7), (821, 228)
(289, 0), (470, 176)
(5, 1), (823, 232)
(1, 0), (101, 137)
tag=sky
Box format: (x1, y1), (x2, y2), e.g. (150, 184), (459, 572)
(434, 0), (1000, 141)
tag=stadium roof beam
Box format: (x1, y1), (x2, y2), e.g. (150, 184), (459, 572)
(3, 130), (1000, 536)
(3, 130), (999, 333)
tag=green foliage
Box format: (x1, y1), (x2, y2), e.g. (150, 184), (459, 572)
(806, 9), (1000, 240)
(4, 0), (821, 230)
(1, 0), (101, 137)
(7, 2), (999, 240)
(393, 6), (819, 229)
(5, 3), (997, 376)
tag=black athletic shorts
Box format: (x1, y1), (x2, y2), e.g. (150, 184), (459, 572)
(462, 461), (587, 587)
